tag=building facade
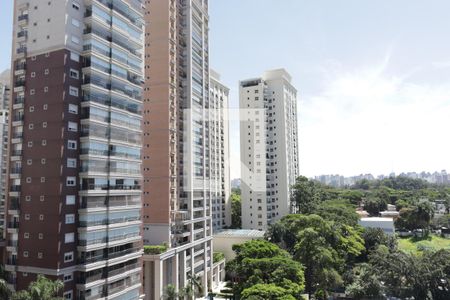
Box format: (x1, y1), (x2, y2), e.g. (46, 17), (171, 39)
(209, 70), (231, 232)
(0, 80), (10, 233)
(5, 1), (145, 299)
(239, 69), (299, 231)
(142, 0), (218, 298)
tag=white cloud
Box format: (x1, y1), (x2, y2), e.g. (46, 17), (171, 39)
(300, 59), (450, 177)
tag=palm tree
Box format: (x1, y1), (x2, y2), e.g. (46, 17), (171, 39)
(187, 273), (203, 298)
(12, 275), (64, 300)
(162, 284), (178, 300)
(0, 265), (12, 300)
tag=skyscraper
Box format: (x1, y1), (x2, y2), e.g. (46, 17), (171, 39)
(5, 1), (145, 298)
(239, 69), (299, 231)
(209, 70), (231, 232)
(142, 0), (222, 298)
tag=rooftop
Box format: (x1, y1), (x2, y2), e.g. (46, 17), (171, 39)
(214, 229), (265, 238)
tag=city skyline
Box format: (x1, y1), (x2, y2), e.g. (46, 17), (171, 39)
(2, 0), (450, 178)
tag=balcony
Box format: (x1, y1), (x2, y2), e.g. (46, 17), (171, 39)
(17, 30), (27, 42)
(10, 167), (22, 175)
(14, 63), (26, 76)
(18, 14), (28, 25)
(8, 221), (19, 228)
(10, 185), (21, 192)
(16, 47), (27, 59)
(13, 80), (25, 93)
(10, 150), (22, 157)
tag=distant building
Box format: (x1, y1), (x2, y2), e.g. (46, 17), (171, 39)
(231, 178), (241, 189)
(213, 229), (265, 261)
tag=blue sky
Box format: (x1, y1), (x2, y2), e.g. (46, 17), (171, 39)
(1, 0), (450, 178)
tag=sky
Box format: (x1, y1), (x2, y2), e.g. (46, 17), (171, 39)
(1, 1), (450, 179)
(209, 0), (450, 178)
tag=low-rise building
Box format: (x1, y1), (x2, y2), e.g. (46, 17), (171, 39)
(213, 229), (265, 261)
(359, 217), (395, 235)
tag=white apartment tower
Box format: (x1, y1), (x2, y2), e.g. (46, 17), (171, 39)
(239, 69), (299, 231)
(209, 70), (231, 232)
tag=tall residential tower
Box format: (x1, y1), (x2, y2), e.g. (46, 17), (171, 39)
(142, 0), (225, 298)
(5, 1), (145, 298)
(0, 78), (10, 233)
(239, 69), (299, 231)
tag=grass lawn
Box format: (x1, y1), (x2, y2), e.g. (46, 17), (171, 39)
(398, 235), (450, 255)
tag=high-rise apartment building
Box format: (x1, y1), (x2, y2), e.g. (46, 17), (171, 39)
(142, 0), (223, 298)
(5, 1), (145, 298)
(239, 69), (299, 231)
(209, 70), (231, 232)
(0, 79), (10, 233)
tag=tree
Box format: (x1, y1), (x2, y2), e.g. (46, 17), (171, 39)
(360, 227), (397, 260)
(396, 200), (435, 234)
(226, 240), (304, 299)
(162, 284), (178, 300)
(314, 199), (359, 226)
(230, 192), (241, 228)
(292, 176), (332, 214)
(0, 265), (12, 300)
(241, 284), (296, 300)
(364, 196), (387, 216)
(12, 275), (64, 300)
(345, 264), (383, 299)
(294, 228), (343, 298)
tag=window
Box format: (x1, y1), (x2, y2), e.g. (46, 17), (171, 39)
(44, 69), (49, 75)
(66, 177), (76, 186)
(25, 214), (30, 220)
(30, 89), (35, 95)
(29, 106), (34, 112)
(25, 196), (31, 201)
(71, 36), (79, 44)
(65, 233), (75, 243)
(66, 195), (76, 205)
(28, 124), (34, 130)
(23, 251), (29, 258)
(40, 177), (45, 183)
(40, 195), (45, 201)
(68, 122), (78, 132)
(64, 291), (73, 300)
(42, 122), (47, 128)
(31, 72), (35, 78)
(42, 140), (47, 146)
(27, 159), (32, 165)
(72, 2), (80, 10)
(69, 69), (79, 79)
(43, 104), (48, 110)
(64, 251), (74, 262)
(63, 274), (73, 282)
(69, 86), (78, 96)
(71, 18), (80, 27)
(68, 104), (78, 114)
(68, 140), (77, 149)
(38, 233), (43, 239)
(67, 158), (76, 168)
(27, 141), (33, 147)
(65, 214), (75, 224)
(38, 252), (43, 259)
(70, 52), (79, 62)
(26, 177), (31, 183)
(24, 232), (29, 239)
(39, 214), (44, 221)
(41, 158), (46, 164)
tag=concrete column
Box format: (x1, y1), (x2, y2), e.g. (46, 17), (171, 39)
(180, 250), (187, 288)
(203, 242), (208, 297)
(144, 261), (151, 300)
(155, 260), (163, 300)
(172, 253), (179, 291)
